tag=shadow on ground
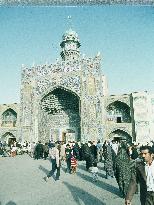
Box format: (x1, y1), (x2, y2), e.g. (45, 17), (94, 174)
(76, 172), (121, 198)
(61, 166), (66, 173)
(98, 172), (106, 179)
(38, 165), (50, 175)
(77, 163), (107, 178)
(63, 181), (106, 205)
(6, 201), (17, 205)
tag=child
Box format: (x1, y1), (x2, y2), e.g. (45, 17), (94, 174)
(71, 154), (77, 174)
(91, 161), (98, 182)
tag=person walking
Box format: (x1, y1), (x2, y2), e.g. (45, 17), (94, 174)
(65, 144), (72, 173)
(34, 141), (44, 159)
(43, 142), (49, 160)
(30, 142), (36, 158)
(114, 142), (131, 198)
(44, 142), (60, 181)
(90, 141), (97, 161)
(83, 143), (94, 171)
(72, 142), (80, 160)
(96, 140), (103, 162)
(125, 145), (154, 205)
(91, 161), (99, 182)
(60, 141), (66, 163)
(103, 140), (114, 179)
(70, 154), (77, 174)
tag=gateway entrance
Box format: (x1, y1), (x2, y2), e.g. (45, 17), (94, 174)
(40, 87), (81, 142)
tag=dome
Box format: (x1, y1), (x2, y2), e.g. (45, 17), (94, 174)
(62, 28), (79, 42)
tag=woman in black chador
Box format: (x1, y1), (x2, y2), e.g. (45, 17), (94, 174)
(34, 141), (44, 159)
(103, 141), (114, 179)
(114, 142), (131, 198)
(82, 143), (94, 171)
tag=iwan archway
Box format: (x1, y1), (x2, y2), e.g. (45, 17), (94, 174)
(1, 132), (16, 145)
(39, 87), (81, 143)
(1, 108), (17, 127)
(109, 129), (132, 144)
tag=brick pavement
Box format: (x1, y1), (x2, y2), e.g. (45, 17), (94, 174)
(0, 155), (140, 205)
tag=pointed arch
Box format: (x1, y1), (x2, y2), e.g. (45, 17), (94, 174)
(40, 85), (80, 102)
(41, 86), (80, 115)
(106, 100), (131, 123)
(1, 108), (17, 127)
(39, 86), (81, 142)
(1, 132), (16, 145)
(108, 129), (132, 143)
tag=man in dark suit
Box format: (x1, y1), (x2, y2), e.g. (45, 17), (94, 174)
(125, 145), (154, 205)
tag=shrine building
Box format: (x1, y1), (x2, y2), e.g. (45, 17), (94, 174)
(0, 29), (154, 145)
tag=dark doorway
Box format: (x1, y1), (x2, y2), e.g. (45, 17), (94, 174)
(8, 138), (16, 147)
(117, 117), (122, 123)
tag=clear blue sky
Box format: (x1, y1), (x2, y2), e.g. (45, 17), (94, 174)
(0, 5), (154, 104)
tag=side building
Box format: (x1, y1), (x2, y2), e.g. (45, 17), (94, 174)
(104, 91), (154, 144)
(0, 103), (20, 145)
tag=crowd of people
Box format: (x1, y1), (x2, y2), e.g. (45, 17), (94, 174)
(0, 138), (154, 205)
(102, 140), (154, 205)
(0, 140), (30, 157)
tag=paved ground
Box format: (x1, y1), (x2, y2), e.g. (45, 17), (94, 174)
(0, 155), (140, 205)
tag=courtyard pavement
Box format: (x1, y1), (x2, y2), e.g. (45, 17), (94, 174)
(0, 154), (140, 205)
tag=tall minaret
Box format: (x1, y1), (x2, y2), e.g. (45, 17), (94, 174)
(60, 28), (81, 61)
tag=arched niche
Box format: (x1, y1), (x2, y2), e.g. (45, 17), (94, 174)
(41, 86), (80, 115)
(106, 101), (131, 123)
(1, 132), (16, 145)
(1, 108), (17, 127)
(39, 86), (81, 142)
(109, 129), (132, 143)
